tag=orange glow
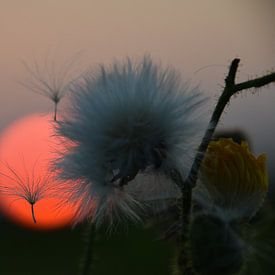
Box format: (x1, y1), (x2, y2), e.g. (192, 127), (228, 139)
(0, 113), (75, 230)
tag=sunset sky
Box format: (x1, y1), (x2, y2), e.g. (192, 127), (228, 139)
(0, 0), (274, 179)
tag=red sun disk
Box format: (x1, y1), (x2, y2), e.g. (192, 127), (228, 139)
(0, 113), (76, 230)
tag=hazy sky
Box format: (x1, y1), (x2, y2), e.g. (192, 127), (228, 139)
(0, 0), (274, 176)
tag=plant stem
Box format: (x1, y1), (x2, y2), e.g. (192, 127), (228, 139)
(185, 59), (240, 189)
(178, 184), (194, 274)
(186, 60), (275, 189)
(31, 203), (37, 224)
(175, 59), (275, 274)
(169, 169), (194, 274)
(54, 102), (58, 121)
(80, 223), (95, 275)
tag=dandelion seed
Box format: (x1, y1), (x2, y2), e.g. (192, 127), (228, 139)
(20, 52), (82, 121)
(0, 160), (55, 224)
(55, 56), (206, 226)
(197, 138), (268, 221)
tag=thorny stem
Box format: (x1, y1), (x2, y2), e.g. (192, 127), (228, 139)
(174, 58), (275, 274)
(31, 203), (37, 224)
(80, 223), (95, 275)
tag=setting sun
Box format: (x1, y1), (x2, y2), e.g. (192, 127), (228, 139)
(0, 113), (76, 230)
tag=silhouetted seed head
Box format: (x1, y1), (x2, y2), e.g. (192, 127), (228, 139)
(0, 161), (55, 224)
(20, 52), (82, 121)
(55, 56), (206, 226)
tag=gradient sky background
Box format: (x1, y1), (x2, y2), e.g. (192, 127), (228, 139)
(0, 0), (274, 182)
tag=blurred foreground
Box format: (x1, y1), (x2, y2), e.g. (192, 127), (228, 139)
(0, 215), (174, 275)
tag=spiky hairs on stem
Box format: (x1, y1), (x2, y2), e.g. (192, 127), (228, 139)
(55, 56), (206, 226)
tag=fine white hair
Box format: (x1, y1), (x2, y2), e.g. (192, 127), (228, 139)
(55, 56), (206, 226)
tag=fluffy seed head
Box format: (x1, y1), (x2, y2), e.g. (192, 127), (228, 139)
(55, 56), (206, 226)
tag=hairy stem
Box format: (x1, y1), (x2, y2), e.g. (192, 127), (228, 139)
(175, 59), (275, 274)
(185, 60), (275, 189)
(185, 58), (240, 188)
(234, 72), (275, 91)
(31, 203), (37, 224)
(80, 223), (95, 275)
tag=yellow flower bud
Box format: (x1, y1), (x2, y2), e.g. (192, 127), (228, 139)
(200, 138), (268, 219)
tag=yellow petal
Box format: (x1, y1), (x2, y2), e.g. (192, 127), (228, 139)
(200, 138), (268, 219)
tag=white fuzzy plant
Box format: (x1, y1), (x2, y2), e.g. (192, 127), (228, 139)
(55, 56), (206, 227)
